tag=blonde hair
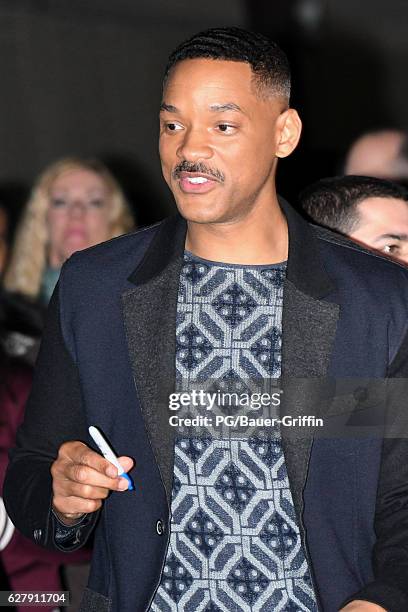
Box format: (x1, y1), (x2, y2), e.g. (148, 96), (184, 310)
(4, 157), (134, 299)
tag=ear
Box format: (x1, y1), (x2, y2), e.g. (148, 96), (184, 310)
(275, 108), (302, 158)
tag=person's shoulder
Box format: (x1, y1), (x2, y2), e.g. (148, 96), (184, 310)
(57, 220), (165, 302)
(60, 220), (162, 283)
(69, 221), (161, 268)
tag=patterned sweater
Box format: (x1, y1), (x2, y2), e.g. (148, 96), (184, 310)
(151, 253), (317, 612)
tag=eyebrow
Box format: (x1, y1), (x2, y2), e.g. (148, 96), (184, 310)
(160, 103), (179, 113)
(209, 103), (244, 113)
(160, 102), (244, 114)
(375, 233), (408, 241)
(50, 188), (105, 196)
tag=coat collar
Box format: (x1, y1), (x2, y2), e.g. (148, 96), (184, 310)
(128, 197), (335, 299)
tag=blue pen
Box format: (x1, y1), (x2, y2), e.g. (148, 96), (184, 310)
(89, 426), (134, 491)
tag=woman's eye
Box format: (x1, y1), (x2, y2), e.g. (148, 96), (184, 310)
(50, 198), (66, 207)
(89, 198), (104, 208)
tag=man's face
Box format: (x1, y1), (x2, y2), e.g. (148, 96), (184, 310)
(350, 196), (408, 264)
(159, 59), (292, 224)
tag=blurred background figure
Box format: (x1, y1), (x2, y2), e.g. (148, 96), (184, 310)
(0, 158), (135, 610)
(0, 290), (94, 611)
(0, 203), (9, 278)
(3, 157), (134, 305)
(300, 175), (408, 264)
(344, 130), (408, 182)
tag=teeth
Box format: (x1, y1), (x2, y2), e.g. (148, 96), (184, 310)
(186, 176), (208, 184)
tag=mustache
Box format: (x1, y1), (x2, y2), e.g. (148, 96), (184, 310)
(172, 161), (225, 182)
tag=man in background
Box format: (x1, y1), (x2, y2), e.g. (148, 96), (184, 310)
(344, 130), (408, 183)
(300, 175), (408, 264)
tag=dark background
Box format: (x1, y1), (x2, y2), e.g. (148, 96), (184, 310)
(0, 0), (407, 230)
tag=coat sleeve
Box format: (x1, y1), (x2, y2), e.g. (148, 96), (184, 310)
(341, 329), (408, 611)
(3, 281), (99, 551)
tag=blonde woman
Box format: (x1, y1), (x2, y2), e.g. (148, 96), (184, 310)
(1, 159), (134, 609)
(4, 157), (134, 304)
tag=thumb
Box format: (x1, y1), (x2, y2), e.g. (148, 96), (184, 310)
(118, 456), (134, 473)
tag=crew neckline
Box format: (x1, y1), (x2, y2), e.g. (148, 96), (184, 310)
(184, 250), (287, 270)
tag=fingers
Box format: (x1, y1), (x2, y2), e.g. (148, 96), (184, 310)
(51, 441), (135, 519)
(53, 496), (103, 517)
(117, 456), (134, 473)
(64, 462), (126, 491)
(61, 480), (116, 501)
(59, 441), (117, 479)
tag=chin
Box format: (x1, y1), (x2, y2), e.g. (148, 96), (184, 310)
(173, 195), (228, 225)
(64, 241), (89, 258)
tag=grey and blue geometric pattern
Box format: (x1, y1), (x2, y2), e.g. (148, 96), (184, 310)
(150, 253), (317, 611)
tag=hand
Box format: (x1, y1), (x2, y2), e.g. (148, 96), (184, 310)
(340, 601), (386, 611)
(51, 440), (134, 525)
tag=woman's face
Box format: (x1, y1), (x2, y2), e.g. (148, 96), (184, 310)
(47, 168), (113, 267)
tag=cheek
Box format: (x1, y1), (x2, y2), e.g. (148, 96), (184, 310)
(47, 213), (67, 244)
(221, 137), (272, 177)
(159, 139), (175, 177)
(86, 213), (112, 240)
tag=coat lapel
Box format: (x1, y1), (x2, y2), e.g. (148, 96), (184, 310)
(121, 216), (187, 504)
(281, 280), (339, 520)
(279, 198), (340, 524)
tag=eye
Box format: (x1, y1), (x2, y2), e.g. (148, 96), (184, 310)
(383, 244), (399, 254)
(165, 122), (183, 132)
(50, 197), (67, 208)
(88, 198), (105, 209)
(217, 124), (235, 134)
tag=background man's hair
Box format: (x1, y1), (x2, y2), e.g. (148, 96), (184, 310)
(300, 175), (408, 234)
(164, 27), (291, 101)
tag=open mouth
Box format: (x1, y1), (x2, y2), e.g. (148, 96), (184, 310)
(178, 172), (219, 194)
(185, 176), (209, 184)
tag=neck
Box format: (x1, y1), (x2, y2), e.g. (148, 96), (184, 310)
(185, 195), (288, 265)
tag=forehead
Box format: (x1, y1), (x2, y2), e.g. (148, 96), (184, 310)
(357, 196), (408, 226)
(51, 168), (106, 191)
(163, 58), (258, 105)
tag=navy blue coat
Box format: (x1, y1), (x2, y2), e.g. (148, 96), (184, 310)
(5, 200), (408, 611)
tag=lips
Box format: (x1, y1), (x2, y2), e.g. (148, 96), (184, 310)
(177, 172), (219, 194)
(64, 228), (87, 242)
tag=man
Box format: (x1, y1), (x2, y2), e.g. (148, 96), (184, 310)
(344, 130), (408, 182)
(300, 175), (408, 264)
(4, 28), (408, 612)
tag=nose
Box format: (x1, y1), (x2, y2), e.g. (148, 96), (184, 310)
(68, 199), (87, 218)
(176, 127), (212, 161)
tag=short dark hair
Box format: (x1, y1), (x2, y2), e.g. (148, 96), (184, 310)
(164, 27), (291, 101)
(300, 175), (408, 234)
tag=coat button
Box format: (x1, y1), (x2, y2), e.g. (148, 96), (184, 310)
(156, 519), (165, 536)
